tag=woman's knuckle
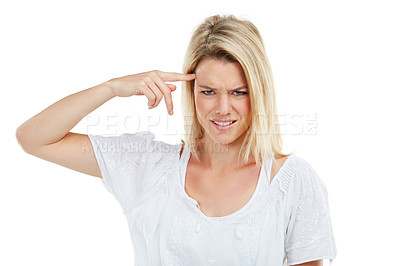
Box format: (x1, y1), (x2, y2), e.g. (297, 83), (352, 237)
(144, 76), (152, 83)
(154, 70), (164, 78)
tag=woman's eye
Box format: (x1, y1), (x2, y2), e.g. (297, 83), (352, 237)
(200, 90), (247, 96)
(233, 91), (248, 95)
(201, 90), (214, 95)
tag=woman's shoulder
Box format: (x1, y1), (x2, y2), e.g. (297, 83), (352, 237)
(278, 154), (328, 195)
(275, 154), (317, 174)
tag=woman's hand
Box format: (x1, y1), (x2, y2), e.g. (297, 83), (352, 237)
(104, 70), (196, 115)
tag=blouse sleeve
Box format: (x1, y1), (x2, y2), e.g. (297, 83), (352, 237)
(284, 158), (337, 265)
(88, 131), (163, 215)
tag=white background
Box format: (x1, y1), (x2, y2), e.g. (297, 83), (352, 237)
(2, 0), (399, 265)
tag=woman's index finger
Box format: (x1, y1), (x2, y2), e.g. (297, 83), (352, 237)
(160, 72), (196, 82)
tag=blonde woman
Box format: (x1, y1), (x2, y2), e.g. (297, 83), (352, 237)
(16, 15), (336, 266)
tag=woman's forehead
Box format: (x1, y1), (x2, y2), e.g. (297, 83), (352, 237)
(194, 59), (247, 87)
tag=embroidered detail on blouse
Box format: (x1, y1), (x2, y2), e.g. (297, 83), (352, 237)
(284, 159), (336, 265)
(124, 138), (181, 215)
(164, 216), (190, 266)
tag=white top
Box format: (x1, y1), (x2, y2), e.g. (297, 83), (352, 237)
(88, 131), (337, 266)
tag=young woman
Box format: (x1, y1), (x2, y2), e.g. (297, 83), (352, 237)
(16, 14), (336, 266)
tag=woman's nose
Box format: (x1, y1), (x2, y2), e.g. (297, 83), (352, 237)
(215, 94), (231, 115)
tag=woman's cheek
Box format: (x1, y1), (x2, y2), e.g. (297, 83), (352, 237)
(195, 97), (211, 117)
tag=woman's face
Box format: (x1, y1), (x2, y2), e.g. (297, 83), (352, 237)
(194, 58), (251, 146)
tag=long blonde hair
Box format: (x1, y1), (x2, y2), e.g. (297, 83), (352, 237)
(182, 14), (293, 166)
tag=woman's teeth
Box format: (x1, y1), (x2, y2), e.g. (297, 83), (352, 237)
(212, 120), (235, 126)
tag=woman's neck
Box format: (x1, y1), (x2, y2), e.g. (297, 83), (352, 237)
(195, 133), (255, 174)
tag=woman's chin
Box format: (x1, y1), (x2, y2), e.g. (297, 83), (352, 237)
(207, 135), (240, 146)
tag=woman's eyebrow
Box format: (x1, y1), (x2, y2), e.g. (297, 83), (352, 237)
(198, 85), (248, 91)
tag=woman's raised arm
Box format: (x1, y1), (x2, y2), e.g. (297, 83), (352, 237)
(15, 71), (195, 178)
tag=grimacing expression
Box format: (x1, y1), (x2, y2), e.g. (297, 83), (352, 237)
(194, 59), (251, 146)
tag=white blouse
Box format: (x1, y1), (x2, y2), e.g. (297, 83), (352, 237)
(88, 131), (337, 266)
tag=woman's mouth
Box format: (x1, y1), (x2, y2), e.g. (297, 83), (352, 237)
(210, 120), (237, 131)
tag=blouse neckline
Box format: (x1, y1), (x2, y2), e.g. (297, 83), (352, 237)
(178, 144), (273, 222)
